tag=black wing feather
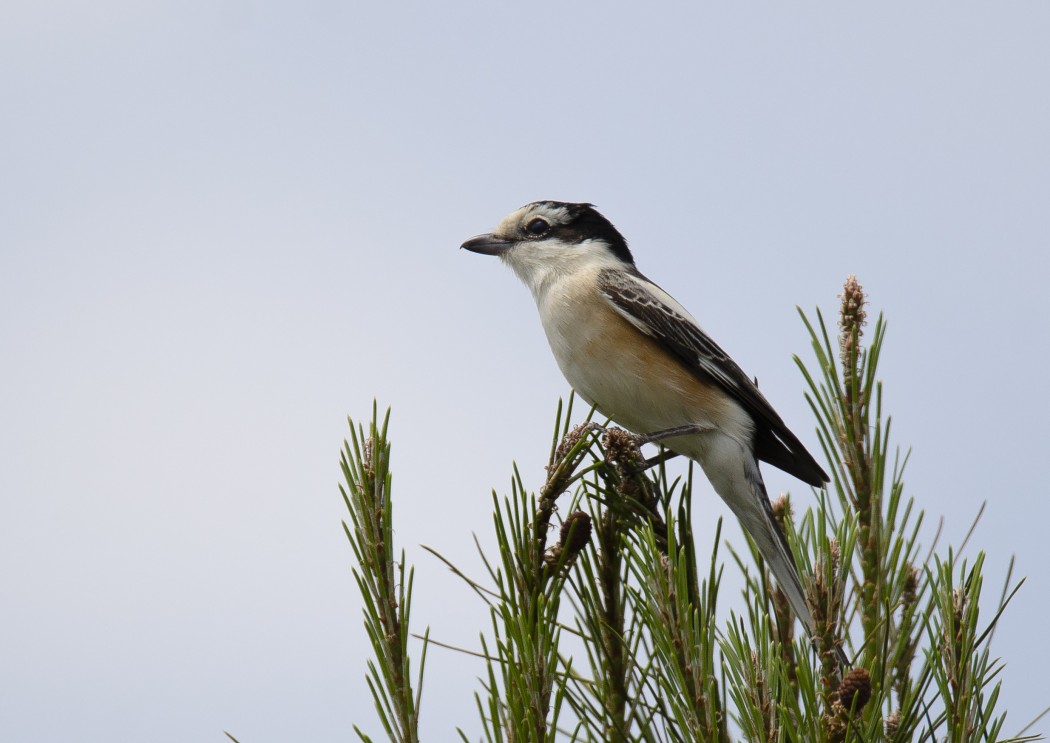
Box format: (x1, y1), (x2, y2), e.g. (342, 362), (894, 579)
(598, 269), (828, 486)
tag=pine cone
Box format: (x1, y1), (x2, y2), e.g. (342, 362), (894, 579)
(838, 667), (872, 714)
(559, 511), (593, 555)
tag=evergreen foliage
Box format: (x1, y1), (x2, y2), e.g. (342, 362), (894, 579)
(340, 277), (1043, 742)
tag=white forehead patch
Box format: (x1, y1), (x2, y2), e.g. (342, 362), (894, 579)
(494, 206), (527, 236)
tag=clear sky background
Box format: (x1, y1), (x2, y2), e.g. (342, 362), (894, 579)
(2, 2), (1048, 741)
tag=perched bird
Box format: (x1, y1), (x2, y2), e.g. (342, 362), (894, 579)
(461, 200), (830, 639)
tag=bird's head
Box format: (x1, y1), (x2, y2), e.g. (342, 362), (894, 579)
(461, 201), (634, 294)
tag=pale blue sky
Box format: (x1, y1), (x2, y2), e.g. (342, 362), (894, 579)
(2, 2), (1048, 740)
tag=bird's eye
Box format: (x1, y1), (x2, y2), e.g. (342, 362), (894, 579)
(525, 218), (550, 236)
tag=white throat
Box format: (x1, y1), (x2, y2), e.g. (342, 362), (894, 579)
(500, 239), (624, 302)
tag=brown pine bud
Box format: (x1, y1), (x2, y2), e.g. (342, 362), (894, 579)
(601, 427), (643, 468)
(839, 274), (867, 372)
(884, 709), (901, 738)
(771, 494), (793, 529)
(902, 565), (918, 606)
(559, 511), (593, 556)
(554, 423), (591, 461)
(838, 667), (872, 714)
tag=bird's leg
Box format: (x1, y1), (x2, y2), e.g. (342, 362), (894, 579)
(621, 423), (708, 474)
(629, 449), (680, 473)
(635, 423), (709, 444)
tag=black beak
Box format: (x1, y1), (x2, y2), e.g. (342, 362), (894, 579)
(461, 233), (514, 256)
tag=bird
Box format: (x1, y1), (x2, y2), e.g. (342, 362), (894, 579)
(461, 200), (832, 643)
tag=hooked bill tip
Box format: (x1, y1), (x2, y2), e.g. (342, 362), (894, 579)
(461, 234), (513, 256)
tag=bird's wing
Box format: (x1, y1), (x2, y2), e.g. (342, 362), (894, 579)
(597, 268), (828, 486)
